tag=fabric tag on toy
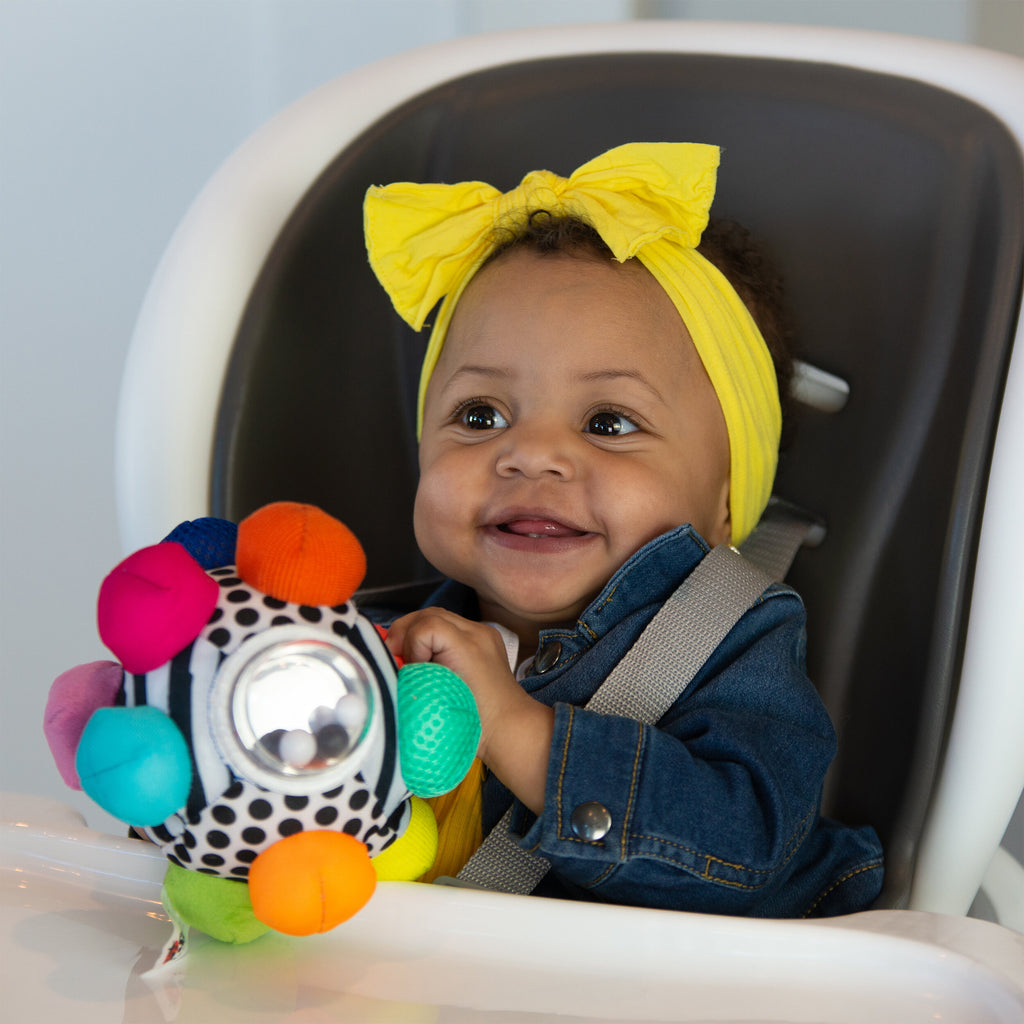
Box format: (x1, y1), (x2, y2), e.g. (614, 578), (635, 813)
(142, 880), (191, 984)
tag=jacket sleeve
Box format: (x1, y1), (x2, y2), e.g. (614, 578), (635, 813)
(512, 589), (839, 915)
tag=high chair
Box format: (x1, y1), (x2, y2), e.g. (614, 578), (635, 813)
(6, 20), (1022, 1024)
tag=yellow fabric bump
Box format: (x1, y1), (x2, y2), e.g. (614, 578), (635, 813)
(420, 757), (485, 882)
(364, 141), (780, 547)
(371, 795), (439, 881)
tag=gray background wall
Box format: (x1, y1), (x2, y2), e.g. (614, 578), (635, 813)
(2, 0), (1022, 861)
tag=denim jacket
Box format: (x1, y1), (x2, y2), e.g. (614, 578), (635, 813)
(367, 525), (884, 918)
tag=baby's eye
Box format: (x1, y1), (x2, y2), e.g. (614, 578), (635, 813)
(460, 404), (509, 430)
(586, 411), (640, 436)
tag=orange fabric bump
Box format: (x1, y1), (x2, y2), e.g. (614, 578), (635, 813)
(248, 830), (377, 935)
(236, 502), (367, 607)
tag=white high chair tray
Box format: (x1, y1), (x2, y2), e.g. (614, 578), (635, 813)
(3, 794), (1021, 1024)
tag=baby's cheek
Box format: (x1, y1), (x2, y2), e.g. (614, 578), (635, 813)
(412, 477), (456, 572)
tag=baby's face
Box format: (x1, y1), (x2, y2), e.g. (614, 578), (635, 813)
(415, 248), (731, 644)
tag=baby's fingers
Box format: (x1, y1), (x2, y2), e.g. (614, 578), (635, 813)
(384, 608), (463, 667)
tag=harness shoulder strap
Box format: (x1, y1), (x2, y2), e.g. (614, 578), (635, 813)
(738, 497), (825, 583)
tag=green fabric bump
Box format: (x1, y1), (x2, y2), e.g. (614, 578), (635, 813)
(396, 662), (480, 798)
(162, 862), (270, 944)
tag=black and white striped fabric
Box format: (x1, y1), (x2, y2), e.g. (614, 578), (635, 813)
(125, 566), (412, 880)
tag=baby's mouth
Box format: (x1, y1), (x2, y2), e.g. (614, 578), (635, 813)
(498, 518), (587, 540)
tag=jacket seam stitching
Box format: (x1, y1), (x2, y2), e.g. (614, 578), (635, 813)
(554, 704), (576, 840)
(628, 805), (817, 882)
(801, 861), (884, 917)
(621, 720), (644, 855)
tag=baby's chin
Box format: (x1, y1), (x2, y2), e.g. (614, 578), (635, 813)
(476, 590), (595, 641)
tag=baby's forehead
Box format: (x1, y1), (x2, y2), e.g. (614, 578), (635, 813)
(432, 260), (708, 409)
(447, 248), (691, 349)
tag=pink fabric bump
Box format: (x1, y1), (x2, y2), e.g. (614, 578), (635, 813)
(98, 542), (219, 674)
(44, 660), (125, 789)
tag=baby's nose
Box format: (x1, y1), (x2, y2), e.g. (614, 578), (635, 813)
(494, 423), (577, 479)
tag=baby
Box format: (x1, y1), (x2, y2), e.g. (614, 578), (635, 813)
(363, 143), (883, 917)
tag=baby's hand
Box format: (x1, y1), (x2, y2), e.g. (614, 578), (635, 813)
(385, 609), (554, 814)
(385, 608), (520, 754)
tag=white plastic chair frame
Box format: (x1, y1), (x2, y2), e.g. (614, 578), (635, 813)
(116, 22), (1024, 925)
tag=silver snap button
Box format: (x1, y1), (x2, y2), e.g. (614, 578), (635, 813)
(533, 640), (562, 674)
(570, 801), (612, 841)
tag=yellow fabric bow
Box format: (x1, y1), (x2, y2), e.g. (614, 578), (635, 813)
(364, 142), (780, 545)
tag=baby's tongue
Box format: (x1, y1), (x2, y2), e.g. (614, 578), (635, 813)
(504, 518), (581, 538)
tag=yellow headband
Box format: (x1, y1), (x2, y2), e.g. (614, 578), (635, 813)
(364, 142), (780, 545)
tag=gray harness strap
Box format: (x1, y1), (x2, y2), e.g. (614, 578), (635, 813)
(452, 544), (774, 894)
(738, 497), (825, 584)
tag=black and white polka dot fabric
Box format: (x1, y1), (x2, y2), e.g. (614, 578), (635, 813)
(123, 566), (411, 880)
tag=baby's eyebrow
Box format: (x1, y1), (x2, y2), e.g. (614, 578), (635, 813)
(577, 368), (667, 404)
(442, 364), (514, 389)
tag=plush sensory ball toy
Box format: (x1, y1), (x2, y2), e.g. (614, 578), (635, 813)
(44, 501), (480, 943)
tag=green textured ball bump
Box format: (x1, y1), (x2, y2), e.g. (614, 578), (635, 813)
(396, 662), (481, 798)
